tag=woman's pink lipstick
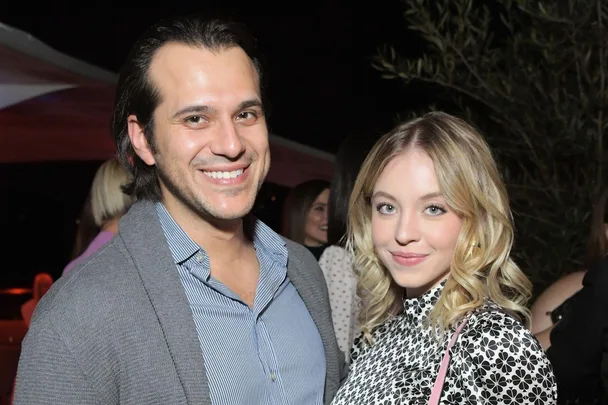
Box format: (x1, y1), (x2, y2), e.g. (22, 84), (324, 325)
(391, 252), (429, 267)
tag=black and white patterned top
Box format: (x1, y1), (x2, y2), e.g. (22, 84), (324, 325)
(331, 281), (558, 405)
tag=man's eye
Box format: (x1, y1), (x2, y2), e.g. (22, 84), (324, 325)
(238, 111), (257, 120)
(186, 116), (204, 124)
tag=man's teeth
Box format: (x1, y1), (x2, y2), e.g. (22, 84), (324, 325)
(320, 225), (328, 231)
(203, 169), (244, 179)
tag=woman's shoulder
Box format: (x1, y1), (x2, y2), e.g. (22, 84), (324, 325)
(455, 303), (546, 360)
(319, 245), (351, 260)
(452, 304), (557, 403)
(584, 256), (608, 287)
(319, 245), (353, 269)
(540, 271), (586, 298)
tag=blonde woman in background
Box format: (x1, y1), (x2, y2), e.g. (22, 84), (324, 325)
(63, 158), (135, 275)
(331, 112), (556, 404)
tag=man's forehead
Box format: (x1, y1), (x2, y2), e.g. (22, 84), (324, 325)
(149, 43), (256, 78)
(147, 43), (260, 102)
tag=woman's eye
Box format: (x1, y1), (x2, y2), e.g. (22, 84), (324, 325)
(376, 203), (395, 215)
(424, 205), (446, 216)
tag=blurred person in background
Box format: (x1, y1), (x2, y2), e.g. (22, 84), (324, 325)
(533, 187), (608, 403)
(282, 179), (330, 259)
(531, 188), (608, 345)
(20, 273), (54, 328)
(319, 132), (381, 358)
(62, 158), (135, 275)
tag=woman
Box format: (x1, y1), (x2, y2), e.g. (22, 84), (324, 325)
(282, 179), (330, 259)
(69, 193), (99, 262)
(332, 112), (557, 404)
(319, 132), (381, 357)
(63, 158), (135, 275)
(540, 188), (608, 402)
(531, 188), (608, 349)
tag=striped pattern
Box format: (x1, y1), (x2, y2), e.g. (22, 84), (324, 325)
(156, 203), (326, 405)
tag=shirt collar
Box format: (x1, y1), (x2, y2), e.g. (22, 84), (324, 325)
(155, 202), (200, 264)
(155, 202), (288, 267)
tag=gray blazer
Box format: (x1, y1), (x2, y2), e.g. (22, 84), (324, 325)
(14, 201), (346, 405)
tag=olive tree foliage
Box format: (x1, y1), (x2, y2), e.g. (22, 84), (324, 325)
(373, 0), (608, 293)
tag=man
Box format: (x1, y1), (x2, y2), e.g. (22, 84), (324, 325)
(14, 15), (345, 405)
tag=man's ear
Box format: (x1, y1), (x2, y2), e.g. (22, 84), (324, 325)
(127, 115), (156, 166)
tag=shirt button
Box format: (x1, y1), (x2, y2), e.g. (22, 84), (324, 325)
(270, 372), (276, 382)
(195, 253), (204, 262)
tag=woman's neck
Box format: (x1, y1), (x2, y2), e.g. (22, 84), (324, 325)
(101, 218), (119, 234)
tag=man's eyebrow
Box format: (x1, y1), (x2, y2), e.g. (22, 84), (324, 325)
(171, 105), (214, 120)
(236, 99), (264, 112)
(171, 99), (264, 120)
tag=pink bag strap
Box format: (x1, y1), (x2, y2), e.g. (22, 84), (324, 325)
(428, 316), (469, 405)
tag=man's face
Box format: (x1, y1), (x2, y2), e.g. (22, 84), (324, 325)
(129, 43), (270, 223)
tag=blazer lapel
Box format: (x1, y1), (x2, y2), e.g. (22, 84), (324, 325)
(285, 241), (341, 403)
(118, 201), (210, 405)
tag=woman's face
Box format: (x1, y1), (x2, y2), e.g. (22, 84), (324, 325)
(304, 188), (329, 246)
(370, 148), (462, 297)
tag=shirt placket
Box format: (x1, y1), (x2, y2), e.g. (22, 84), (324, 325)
(252, 255), (289, 404)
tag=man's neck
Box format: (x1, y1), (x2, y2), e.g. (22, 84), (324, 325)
(161, 199), (252, 264)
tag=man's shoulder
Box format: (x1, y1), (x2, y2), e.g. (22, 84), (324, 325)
(35, 238), (139, 326)
(61, 237), (133, 286)
(282, 237), (319, 266)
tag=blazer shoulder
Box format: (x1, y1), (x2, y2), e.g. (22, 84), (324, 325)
(34, 238), (140, 326)
(282, 237), (319, 265)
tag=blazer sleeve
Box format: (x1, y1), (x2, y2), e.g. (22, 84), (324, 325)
(14, 315), (98, 405)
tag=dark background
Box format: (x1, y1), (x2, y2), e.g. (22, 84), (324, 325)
(1, 4), (423, 154)
(0, 4), (427, 288)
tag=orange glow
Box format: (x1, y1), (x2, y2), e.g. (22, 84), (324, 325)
(0, 288), (32, 295)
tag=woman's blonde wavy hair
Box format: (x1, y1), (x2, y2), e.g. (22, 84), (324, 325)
(347, 112), (532, 344)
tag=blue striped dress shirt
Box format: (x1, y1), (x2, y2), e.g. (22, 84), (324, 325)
(155, 203), (326, 405)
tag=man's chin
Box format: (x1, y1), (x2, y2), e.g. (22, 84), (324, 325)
(204, 199), (256, 221)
